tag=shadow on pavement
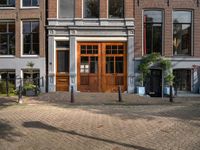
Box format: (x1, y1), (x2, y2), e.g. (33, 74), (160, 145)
(28, 92), (200, 122)
(0, 97), (17, 109)
(0, 119), (23, 142)
(23, 121), (155, 150)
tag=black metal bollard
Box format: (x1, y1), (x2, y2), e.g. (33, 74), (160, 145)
(118, 86), (122, 102)
(6, 77), (9, 97)
(18, 85), (23, 103)
(71, 86), (74, 103)
(169, 85), (173, 103)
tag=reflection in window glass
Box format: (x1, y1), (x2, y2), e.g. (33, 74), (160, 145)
(23, 69), (40, 86)
(116, 57), (123, 73)
(59, 0), (74, 18)
(81, 57), (89, 73)
(23, 0), (39, 7)
(174, 69), (191, 91)
(0, 22), (15, 55)
(109, 0), (124, 18)
(106, 57), (114, 73)
(84, 0), (99, 18)
(56, 41), (69, 49)
(173, 11), (192, 56)
(57, 51), (69, 73)
(144, 10), (163, 55)
(0, 0), (15, 7)
(23, 21), (39, 55)
(90, 57), (98, 73)
(0, 70), (16, 87)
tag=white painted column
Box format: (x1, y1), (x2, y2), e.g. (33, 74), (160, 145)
(48, 36), (56, 92)
(69, 36), (77, 91)
(127, 33), (135, 93)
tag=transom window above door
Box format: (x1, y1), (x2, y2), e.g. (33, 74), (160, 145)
(84, 0), (99, 18)
(81, 45), (98, 54)
(143, 10), (163, 55)
(22, 0), (39, 7)
(106, 45), (125, 54)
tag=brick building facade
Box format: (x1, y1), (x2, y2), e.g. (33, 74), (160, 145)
(47, 0), (135, 93)
(1, 0), (199, 96)
(0, 0), (46, 92)
(134, 0), (200, 96)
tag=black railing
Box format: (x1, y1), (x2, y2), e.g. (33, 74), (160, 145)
(0, 77), (44, 97)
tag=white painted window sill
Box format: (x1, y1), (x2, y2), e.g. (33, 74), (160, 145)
(0, 7), (16, 9)
(21, 55), (40, 58)
(20, 7), (39, 9)
(0, 55), (15, 58)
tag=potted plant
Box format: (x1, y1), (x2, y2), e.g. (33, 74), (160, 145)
(136, 75), (145, 95)
(23, 62), (38, 96)
(160, 59), (175, 97)
(23, 82), (37, 96)
(164, 73), (175, 96)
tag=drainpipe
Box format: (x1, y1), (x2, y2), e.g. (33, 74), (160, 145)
(162, 69), (164, 98)
(45, 0), (49, 92)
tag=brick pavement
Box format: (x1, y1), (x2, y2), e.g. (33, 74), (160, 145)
(0, 93), (200, 150)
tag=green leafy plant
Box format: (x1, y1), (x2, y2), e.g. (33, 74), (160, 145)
(0, 81), (15, 94)
(138, 53), (174, 87)
(26, 61), (35, 80)
(23, 83), (36, 91)
(165, 73), (175, 86)
(138, 53), (161, 86)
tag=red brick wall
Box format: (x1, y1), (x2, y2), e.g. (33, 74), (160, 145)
(75, 0), (82, 18)
(48, 0), (57, 18)
(135, 0), (200, 57)
(100, 0), (107, 18)
(125, 0), (134, 18)
(0, 0), (46, 58)
(49, 0), (135, 19)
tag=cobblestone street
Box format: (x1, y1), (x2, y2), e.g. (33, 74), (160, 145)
(0, 93), (200, 150)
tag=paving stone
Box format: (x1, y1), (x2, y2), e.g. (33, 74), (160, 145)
(0, 93), (200, 150)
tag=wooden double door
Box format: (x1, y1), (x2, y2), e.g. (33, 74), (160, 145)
(77, 42), (127, 92)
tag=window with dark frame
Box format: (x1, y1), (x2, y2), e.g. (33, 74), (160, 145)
(57, 51), (69, 73)
(0, 0), (15, 7)
(0, 21), (15, 55)
(143, 10), (163, 55)
(173, 69), (191, 91)
(109, 0), (124, 18)
(173, 11), (192, 56)
(23, 0), (39, 7)
(84, 0), (99, 18)
(23, 21), (39, 55)
(56, 41), (70, 73)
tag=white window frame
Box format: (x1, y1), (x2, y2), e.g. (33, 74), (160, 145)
(20, 0), (39, 9)
(0, 20), (16, 57)
(0, 0), (15, 9)
(21, 20), (40, 57)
